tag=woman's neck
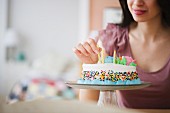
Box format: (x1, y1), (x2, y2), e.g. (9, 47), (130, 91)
(134, 16), (165, 42)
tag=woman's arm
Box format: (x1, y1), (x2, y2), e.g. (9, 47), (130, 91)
(73, 38), (101, 102)
(79, 89), (100, 102)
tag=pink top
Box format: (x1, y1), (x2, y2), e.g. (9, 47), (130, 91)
(99, 23), (170, 109)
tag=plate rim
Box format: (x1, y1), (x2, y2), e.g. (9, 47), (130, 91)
(65, 81), (151, 87)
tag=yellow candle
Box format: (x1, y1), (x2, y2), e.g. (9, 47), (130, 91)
(98, 52), (101, 63)
(113, 50), (116, 64)
(102, 49), (105, 64)
(97, 45), (101, 63)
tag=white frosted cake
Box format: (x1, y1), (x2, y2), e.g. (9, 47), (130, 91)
(77, 56), (141, 85)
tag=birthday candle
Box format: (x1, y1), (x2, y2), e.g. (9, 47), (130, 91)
(98, 52), (101, 63)
(97, 45), (101, 63)
(101, 49), (105, 64)
(113, 50), (116, 64)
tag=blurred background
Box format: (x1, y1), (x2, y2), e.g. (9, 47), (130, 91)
(0, 0), (122, 112)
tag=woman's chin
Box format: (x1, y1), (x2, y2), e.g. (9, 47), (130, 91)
(133, 18), (148, 23)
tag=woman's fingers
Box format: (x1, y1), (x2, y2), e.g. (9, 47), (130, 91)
(87, 38), (100, 54)
(73, 38), (103, 64)
(76, 43), (89, 56)
(72, 47), (82, 56)
(73, 47), (87, 61)
(74, 38), (102, 56)
(73, 47), (95, 64)
(74, 38), (99, 56)
(82, 42), (96, 54)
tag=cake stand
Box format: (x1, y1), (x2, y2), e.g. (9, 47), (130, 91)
(65, 81), (151, 91)
(66, 81), (151, 106)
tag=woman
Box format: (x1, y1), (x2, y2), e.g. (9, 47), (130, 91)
(73, 0), (170, 108)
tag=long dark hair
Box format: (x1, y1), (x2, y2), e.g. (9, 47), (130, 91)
(118, 0), (170, 28)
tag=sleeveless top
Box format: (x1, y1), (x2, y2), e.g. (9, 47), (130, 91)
(98, 23), (170, 109)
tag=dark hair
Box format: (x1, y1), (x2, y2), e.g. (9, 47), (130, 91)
(118, 0), (170, 28)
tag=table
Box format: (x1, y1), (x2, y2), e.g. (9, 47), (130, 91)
(1, 99), (170, 113)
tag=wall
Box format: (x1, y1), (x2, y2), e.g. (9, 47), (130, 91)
(8, 0), (79, 61)
(0, 0), (8, 96)
(90, 0), (120, 30)
(0, 0), (83, 98)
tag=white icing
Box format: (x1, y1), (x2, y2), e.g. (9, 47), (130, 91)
(83, 63), (136, 72)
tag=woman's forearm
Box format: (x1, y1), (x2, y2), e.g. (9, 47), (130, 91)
(79, 89), (100, 102)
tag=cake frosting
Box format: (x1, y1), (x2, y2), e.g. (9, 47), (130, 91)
(77, 56), (141, 85)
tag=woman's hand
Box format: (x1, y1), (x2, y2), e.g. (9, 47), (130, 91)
(73, 38), (102, 64)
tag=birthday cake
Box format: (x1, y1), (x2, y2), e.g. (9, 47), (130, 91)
(77, 55), (141, 85)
